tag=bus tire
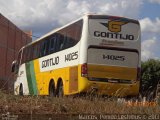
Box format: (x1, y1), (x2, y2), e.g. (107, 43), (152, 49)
(49, 80), (55, 97)
(57, 80), (64, 97)
(19, 84), (23, 96)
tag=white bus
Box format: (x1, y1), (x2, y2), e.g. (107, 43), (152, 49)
(12, 14), (141, 97)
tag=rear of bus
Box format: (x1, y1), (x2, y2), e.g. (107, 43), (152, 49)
(79, 15), (140, 97)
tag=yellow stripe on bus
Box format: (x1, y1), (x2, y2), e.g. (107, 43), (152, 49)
(87, 64), (137, 80)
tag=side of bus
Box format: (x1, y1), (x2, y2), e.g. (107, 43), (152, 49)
(13, 19), (85, 96)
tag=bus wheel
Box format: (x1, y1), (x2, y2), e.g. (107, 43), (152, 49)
(19, 84), (23, 96)
(49, 80), (55, 97)
(57, 81), (64, 97)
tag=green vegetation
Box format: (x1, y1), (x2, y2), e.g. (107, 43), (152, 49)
(141, 59), (160, 100)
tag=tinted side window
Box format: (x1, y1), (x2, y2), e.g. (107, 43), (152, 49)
(39, 41), (45, 57)
(66, 20), (83, 44)
(42, 41), (47, 56)
(28, 46), (33, 62)
(25, 47), (29, 62)
(17, 50), (22, 65)
(56, 20), (83, 51)
(56, 33), (65, 51)
(30, 46), (33, 61)
(75, 20), (83, 42)
(21, 20), (83, 60)
(39, 38), (50, 57)
(39, 41), (43, 57)
(33, 43), (40, 60)
(49, 35), (57, 54)
(45, 39), (50, 56)
(22, 48), (26, 64)
(25, 47), (30, 62)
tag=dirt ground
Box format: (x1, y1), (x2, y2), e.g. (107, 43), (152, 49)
(0, 90), (159, 120)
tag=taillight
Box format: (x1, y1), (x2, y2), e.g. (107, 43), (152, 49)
(81, 63), (88, 77)
(137, 67), (141, 81)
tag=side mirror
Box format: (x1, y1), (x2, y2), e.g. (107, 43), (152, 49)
(11, 60), (18, 73)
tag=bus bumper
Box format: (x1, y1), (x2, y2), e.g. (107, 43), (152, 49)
(79, 77), (140, 97)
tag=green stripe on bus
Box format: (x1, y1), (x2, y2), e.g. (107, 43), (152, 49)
(26, 61), (38, 95)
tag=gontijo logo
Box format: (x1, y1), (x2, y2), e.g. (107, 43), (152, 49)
(100, 20), (127, 32)
(108, 21), (127, 32)
(101, 21), (128, 32)
(94, 20), (135, 40)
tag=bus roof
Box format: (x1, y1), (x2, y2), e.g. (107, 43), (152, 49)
(24, 14), (139, 48)
(26, 16), (84, 47)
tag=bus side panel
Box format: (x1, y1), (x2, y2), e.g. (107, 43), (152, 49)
(34, 59), (58, 95)
(33, 59), (46, 95)
(50, 67), (67, 93)
(25, 61), (38, 95)
(51, 65), (79, 95)
(49, 66), (79, 95)
(37, 43), (80, 95)
(14, 64), (29, 95)
(69, 66), (78, 93)
(34, 58), (69, 95)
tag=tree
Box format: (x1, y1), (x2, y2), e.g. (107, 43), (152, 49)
(141, 59), (160, 100)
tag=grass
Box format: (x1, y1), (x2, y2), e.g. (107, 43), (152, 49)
(0, 90), (159, 116)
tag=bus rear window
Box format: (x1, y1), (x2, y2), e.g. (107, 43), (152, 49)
(89, 18), (140, 41)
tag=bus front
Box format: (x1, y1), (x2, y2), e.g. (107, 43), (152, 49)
(80, 15), (141, 97)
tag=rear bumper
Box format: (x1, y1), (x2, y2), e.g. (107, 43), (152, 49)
(79, 77), (140, 97)
(88, 64), (138, 80)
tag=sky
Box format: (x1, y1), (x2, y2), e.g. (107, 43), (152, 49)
(0, 0), (160, 61)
